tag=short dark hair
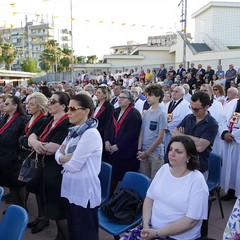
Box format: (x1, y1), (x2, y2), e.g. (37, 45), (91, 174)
(72, 94), (94, 118)
(167, 136), (200, 171)
(53, 92), (70, 112)
(8, 95), (27, 116)
(191, 91), (210, 107)
(144, 84), (164, 103)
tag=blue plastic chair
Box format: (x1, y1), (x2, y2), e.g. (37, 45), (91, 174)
(0, 187), (4, 202)
(207, 152), (224, 218)
(0, 204), (28, 240)
(99, 171), (151, 240)
(99, 162), (112, 205)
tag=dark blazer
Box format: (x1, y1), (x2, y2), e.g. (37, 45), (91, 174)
(95, 101), (114, 140)
(104, 107), (142, 161)
(176, 68), (186, 78)
(0, 114), (28, 187)
(157, 68), (167, 80)
(187, 67), (197, 77)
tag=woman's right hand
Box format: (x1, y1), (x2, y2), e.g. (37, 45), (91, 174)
(31, 139), (47, 155)
(105, 141), (111, 152)
(59, 144), (66, 154)
(140, 228), (156, 240)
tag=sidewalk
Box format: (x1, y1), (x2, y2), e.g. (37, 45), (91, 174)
(1, 189), (235, 240)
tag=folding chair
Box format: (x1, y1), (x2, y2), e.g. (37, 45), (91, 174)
(0, 186), (4, 202)
(0, 204), (28, 240)
(99, 171), (151, 240)
(207, 152), (224, 218)
(99, 162), (112, 205)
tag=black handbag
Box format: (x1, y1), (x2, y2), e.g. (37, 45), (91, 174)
(18, 151), (42, 183)
(101, 188), (143, 224)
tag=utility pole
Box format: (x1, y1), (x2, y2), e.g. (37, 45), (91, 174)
(179, 0), (187, 68)
(70, 0), (74, 82)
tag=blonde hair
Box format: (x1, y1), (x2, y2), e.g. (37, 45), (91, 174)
(27, 92), (48, 115)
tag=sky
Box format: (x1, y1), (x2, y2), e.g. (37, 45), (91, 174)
(0, 0), (239, 59)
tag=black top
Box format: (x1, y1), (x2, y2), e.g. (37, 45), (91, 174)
(0, 114), (28, 187)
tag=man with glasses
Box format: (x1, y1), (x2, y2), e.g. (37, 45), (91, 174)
(172, 92), (218, 178)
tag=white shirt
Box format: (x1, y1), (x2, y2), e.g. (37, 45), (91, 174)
(147, 164), (209, 240)
(55, 128), (103, 208)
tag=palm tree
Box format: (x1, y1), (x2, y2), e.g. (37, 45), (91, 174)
(0, 43), (17, 70)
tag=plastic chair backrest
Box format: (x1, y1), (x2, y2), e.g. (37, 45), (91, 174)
(0, 205), (28, 240)
(0, 187), (4, 202)
(118, 171), (151, 201)
(207, 152), (221, 188)
(99, 162), (112, 205)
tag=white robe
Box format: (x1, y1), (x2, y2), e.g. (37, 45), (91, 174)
(208, 100), (227, 155)
(164, 99), (191, 151)
(221, 99), (240, 197)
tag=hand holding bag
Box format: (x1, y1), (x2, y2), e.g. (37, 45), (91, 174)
(18, 151), (42, 182)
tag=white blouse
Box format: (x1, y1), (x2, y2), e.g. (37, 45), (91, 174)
(55, 128), (103, 208)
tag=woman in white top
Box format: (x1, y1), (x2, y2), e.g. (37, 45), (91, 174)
(121, 136), (208, 240)
(141, 136), (209, 240)
(55, 94), (102, 240)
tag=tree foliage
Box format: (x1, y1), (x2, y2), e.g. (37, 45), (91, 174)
(20, 57), (41, 72)
(85, 55), (98, 64)
(38, 41), (101, 72)
(0, 43), (17, 70)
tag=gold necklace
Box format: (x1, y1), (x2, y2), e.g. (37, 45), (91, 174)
(171, 167), (189, 178)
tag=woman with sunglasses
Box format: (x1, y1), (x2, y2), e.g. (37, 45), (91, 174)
(55, 94), (102, 240)
(18, 92), (49, 233)
(212, 84), (226, 105)
(105, 89), (142, 194)
(28, 92), (71, 239)
(0, 96), (28, 205)
(94, 85), (114, 162)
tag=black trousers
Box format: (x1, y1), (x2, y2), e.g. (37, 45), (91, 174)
(67, 201), (99, 240)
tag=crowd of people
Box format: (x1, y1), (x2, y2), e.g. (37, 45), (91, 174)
(0, 62), (239, 240)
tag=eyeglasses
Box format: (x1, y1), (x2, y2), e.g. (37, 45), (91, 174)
(48, 99), (60, 105)
(118, 96), (130, 100)
(189, 105), (204, 112)
(213, 89), (218, 91)
(68, 106), (85, 112)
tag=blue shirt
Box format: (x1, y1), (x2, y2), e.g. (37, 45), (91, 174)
(177, 113), (218, 173)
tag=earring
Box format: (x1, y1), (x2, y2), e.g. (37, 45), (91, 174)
(186, 160), (189, 164)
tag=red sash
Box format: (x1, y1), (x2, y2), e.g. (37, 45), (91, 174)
(0, 112), (20, 134)
(25, 113), (45, 137)
(39, 114), (68, 142)
(228, 112), (240, 133)
(95, 106), (106, 118)
(113, 106), (134, 138)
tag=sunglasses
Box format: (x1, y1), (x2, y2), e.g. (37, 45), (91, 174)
(68, 106), (85, 112)
(189, 105), (204, 112)
(213, 89), (218, 91)
(48, 99), (60, 105)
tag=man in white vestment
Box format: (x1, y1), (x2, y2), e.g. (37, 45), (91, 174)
(221, 87), (240, 200)
(164, 86), (191, 151)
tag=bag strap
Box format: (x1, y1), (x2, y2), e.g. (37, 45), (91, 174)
(22, 150), (36, 165)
